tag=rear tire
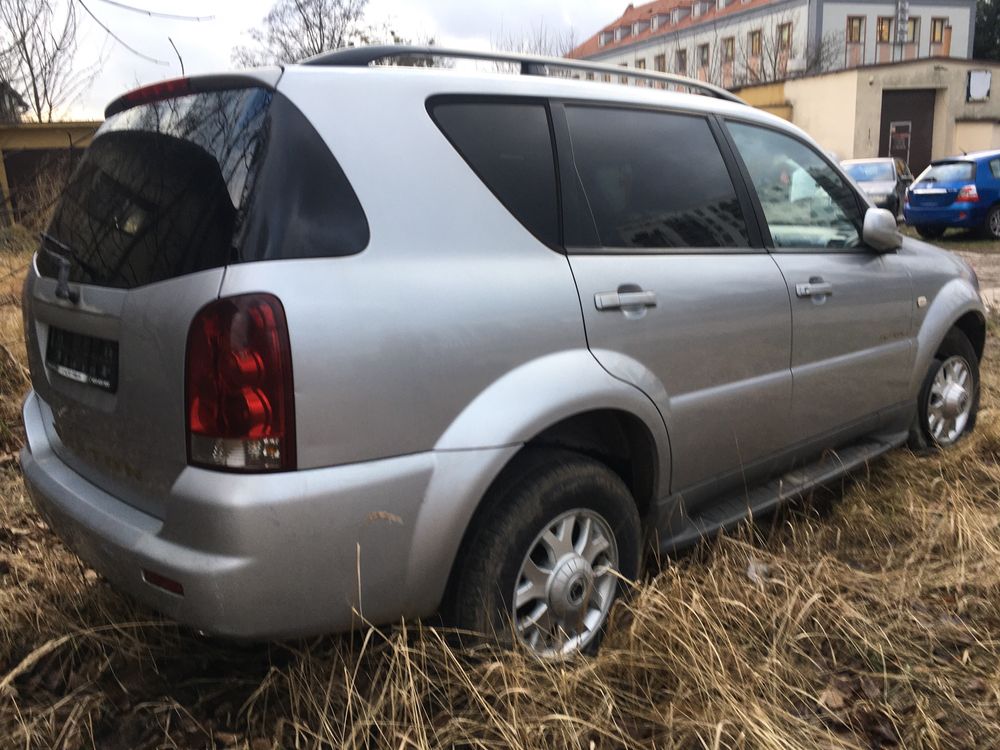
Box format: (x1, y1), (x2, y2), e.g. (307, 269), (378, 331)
(909, 329), (979, 450)
(985, 205), (1000, 239)
(448, 450), (640, 658)
(916, 225), (946, 240)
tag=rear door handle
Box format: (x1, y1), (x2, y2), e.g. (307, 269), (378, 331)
(595, 290), (658, 311)
(795, 280), (834, 298)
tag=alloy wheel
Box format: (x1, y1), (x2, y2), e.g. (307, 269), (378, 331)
(926, 355), (974, 446)
(513, 509), (619, 657)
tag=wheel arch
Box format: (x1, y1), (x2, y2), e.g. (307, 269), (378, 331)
(434, 408), (663, 622)
(910, 282), (987, 398)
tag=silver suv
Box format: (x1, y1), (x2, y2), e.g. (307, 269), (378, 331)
(19, 47), (985, 657)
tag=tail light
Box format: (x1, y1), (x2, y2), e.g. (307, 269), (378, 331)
(185, 294), (295, 472)
(956, 184), (979, 203)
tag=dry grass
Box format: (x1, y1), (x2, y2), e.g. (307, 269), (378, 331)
(1, 233), (999, 748)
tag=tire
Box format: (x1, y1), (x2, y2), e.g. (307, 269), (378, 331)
(985, 205), (1000, 240)
(916, 225), (946, 240)
(909, 329), (980, 450)
(448, 449), (641, 658)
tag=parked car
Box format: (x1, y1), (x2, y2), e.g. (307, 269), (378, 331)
(842, 157), (913, 217)
(19, 47), (985, 658)
(904, 150), (1000, 239)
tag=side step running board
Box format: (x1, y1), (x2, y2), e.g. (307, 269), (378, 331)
(658, 434), (907, 554)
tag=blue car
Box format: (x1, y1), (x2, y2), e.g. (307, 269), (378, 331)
(904, 150), (1000, 239)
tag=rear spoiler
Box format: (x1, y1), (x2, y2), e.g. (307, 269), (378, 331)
(104, 68), (283, 118)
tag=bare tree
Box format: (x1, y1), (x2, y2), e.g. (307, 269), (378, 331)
(0, 0), (92, 122)
(233, 0), (369, 67)
(492, 20), (578, 58)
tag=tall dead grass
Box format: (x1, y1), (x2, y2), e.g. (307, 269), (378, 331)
(0, 238), (998, 747)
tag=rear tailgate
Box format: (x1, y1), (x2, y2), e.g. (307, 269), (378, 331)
(23, 75), (278, 519)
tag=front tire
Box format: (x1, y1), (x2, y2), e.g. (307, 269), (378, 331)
(910, 329), (979, 449)
(449, 450), (641, 658)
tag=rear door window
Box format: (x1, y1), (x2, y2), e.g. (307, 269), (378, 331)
(564, 106), (750, 249)
(40, 88), (369, 289)
(430, 99), (559, 247)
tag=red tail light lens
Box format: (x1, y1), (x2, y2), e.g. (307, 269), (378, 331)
(956, 184), (979, 203)
(185, 294), (295, 472)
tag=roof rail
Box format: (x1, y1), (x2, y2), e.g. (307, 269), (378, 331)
(300, 45), (747, 106)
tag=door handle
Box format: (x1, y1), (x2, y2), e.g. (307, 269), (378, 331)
(595, 290), (658, 311)
(795, 280), (834, 298)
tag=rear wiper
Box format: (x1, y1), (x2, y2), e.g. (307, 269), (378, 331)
(39, 232), (96, 304)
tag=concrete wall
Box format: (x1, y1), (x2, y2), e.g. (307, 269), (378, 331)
(783, 68), (859, 158)
(851, 59), (1000, 160)
(820, 0), (975, 64)
(589, 0), (812, 87)
(737, 59), (1000, 164)
(954, 120), (1000, 152)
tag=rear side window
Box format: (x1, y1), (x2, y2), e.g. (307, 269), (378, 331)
(40, 88), (368, 289)
(431, 100), (559, 247)
(564, 106), (749, 249)
(989, 159), (1000, 179)
(918, 161), (975, 183)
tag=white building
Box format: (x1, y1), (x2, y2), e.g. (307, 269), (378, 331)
(569, 0), (977, 89)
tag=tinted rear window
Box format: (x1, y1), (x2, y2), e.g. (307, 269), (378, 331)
(918, 161), (975, 184)
(431, 100), (559, 247)
(40, 88), (368, 289)
(565, 106), (749, 249)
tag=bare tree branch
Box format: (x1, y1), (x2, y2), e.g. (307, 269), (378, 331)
(232, 0), (369, 67)
(0, 0), (100, 121)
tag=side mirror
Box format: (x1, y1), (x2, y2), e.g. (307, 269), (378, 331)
(863, 207), (901, 252)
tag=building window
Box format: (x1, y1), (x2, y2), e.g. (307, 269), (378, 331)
(722, 36), (735, 61)
(651, 15), (660, 30)
(846, 16), (864, 43)
(675, 49), (688, 74)
(749, 29), (762, 56)
(636, 58), (646, 69)
(931, 17), (946, 43)
(654, 53), (666, 71)
(877, 17), (893, 43)
(777, 22), (792, 51)
(698, 43), (710, 67)
(599, 32), (609, 47)
(619, 62), (628, 84)
(905, 17), (919, 44)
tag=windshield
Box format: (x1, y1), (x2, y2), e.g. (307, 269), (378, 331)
(916, 161), (975, 184)
(843, 161), (895, 182)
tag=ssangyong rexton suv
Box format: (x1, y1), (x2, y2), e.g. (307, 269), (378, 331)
(19, 47), (985, 657)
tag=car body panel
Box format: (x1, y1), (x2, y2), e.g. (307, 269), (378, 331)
(568, 253), (791, 493)
(18, 61), (987, 640)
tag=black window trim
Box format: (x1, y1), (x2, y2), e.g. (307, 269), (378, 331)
(718, 115), (883, 256)
(426, 94), (565, 253)
(551, 99), (766, 256)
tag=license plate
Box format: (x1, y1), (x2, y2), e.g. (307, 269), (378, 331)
(45, 327), (119, 393)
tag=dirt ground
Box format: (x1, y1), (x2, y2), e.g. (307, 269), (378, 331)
(1, 229), (1000, 748)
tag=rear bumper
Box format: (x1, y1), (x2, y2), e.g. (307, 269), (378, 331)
(20, 390), (515, 639)
(904, 203), (986, 228)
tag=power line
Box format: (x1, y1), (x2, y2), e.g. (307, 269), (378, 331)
(94, 0), (214, 22)
(76, 0), (170, 66)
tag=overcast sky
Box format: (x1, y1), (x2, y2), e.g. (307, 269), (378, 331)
(71, 0), (624, 119)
